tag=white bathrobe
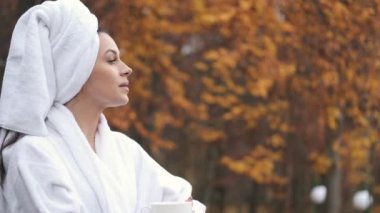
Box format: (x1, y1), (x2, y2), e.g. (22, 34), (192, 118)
(1, 103), (205, 213)
(0, 0), (205, 212)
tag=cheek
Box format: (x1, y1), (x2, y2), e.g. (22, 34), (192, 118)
(91, 64), (116, 84)
(87, 66), (120, 97)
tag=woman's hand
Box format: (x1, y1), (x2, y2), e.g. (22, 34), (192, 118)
(186, 196), (194, 213)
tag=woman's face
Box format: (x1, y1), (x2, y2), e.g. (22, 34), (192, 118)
(81, 32), (132, 108)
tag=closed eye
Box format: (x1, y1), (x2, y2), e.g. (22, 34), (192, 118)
(104, 49), (120, 64)
(108, 58), (117, 64)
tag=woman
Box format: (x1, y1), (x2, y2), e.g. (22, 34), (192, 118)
(0, 0), (205, 212)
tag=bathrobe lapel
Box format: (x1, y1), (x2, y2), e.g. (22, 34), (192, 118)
(46, 104), (109, 212)
(95, 114), (136, 212)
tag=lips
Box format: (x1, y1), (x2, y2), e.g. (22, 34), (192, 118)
(120, 82), (129, 87)
(119, 82), (129, 92)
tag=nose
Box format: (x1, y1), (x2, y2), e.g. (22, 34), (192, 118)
(120, 61), (132, 77)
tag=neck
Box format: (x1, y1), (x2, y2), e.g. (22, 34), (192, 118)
(65, 94), (104, 152)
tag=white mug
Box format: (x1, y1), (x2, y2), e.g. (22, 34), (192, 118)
(142, 201), (192, 213)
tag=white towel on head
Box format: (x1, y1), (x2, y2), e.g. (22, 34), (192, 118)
(0, 0), (99, 136)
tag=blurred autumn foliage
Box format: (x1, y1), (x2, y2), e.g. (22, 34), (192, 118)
(2, 0), (380, 212)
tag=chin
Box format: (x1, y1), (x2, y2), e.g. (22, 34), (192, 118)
(103, 95), (128, 108)
(112, 97), (129, 107)
(122, 96), (129, 105)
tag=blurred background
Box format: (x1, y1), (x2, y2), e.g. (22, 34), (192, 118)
(1, 0), (380, 212)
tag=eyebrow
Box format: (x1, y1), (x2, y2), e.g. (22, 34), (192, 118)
(104, 49), (118, 56)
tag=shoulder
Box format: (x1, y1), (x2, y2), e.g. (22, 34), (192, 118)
(110, 131), (151, 161)
(5, 135), (51, 153)
(2, 135), (57, 166)
(111, 131), (144, 150)
(111, 131), (135, 142)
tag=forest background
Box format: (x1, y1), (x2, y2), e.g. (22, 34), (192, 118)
(1, 0), (380, 212)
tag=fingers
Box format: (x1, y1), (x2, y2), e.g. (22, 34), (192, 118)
(186, 196), (193, 202)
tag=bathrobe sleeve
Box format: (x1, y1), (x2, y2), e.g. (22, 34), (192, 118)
(2, 136), (83, 213)
(113, 132), (206, 213)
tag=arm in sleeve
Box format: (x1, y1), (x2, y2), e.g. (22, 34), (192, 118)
(115, 133), (206, 212)
(2, 137), (83, 213)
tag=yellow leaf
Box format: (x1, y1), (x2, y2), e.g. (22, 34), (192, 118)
(195, 62), (208, 71)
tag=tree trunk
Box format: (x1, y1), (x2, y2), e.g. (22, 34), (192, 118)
(249, 182), (258, 213)
(371, 142), (379, 211)
(327, 150), (341, 213)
